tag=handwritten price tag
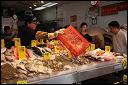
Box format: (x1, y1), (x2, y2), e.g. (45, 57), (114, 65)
(90, 44), (95, 51)
(1, 39), (5, 48)
(122, 58), (127, 70)
(54, 40), (59, 45)
(40, 39), (44, 44)
(17, 80), (28, 84)
(43, 52), (50, 60)
(123, 74), (127, 82)
(18, 46), (27, 60)
(105, 46), (111, 52)
(46, 40), (49, 43)
(86, 46), (90, 51)
(14, 38), (21, 46)
(121, 58), (127, 83)
(31, 40), (37, 47)
(68, 52), (72, 58)
(53, 46), (57, 53)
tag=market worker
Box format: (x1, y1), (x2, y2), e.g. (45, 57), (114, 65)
(17, 15), (47, 47)
(80, 22), (92, 43)
(87, 27), (105, 50)
(108, 21), (127, 54)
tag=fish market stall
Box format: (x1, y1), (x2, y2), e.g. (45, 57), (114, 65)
(1, 26), (126, 84)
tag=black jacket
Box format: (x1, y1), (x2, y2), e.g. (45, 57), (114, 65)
(82, 34), (92, 43)
(18, 26), (36, 46)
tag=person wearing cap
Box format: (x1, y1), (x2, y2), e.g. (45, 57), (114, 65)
(108, 21), (127, 55)
(17, 15), (47, 47)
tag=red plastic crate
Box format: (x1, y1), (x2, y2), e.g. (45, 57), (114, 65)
(57, 25), (90, 56)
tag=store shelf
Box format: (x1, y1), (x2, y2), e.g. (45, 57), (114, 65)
(29, 61), (123, 84)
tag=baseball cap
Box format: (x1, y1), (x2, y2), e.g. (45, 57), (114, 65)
(25, 15), (38, 24)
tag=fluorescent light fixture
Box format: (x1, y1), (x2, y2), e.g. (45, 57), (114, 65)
(42, 2), (58, 7)
(46, 3), (58, 7)
(42, 2), (52, 7)
(34, 2), (58, 10)
(34, 6), (46, 10)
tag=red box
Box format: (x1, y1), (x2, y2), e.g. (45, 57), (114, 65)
(57, 25), (90, 56)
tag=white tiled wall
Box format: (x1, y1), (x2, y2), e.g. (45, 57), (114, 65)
(97, 1), (127, 28)
(34, 1), (127, 29)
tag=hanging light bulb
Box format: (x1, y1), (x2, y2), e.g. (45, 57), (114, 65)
(34, 4), (37, 7)
(29, 6), (32, 9)
(41, 1), (44, 3)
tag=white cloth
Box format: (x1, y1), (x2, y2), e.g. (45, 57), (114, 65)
(9, 14), (18, 29)
(112, 29), (127, 54)
(2, 17), (12, 33)
(11, 17), (18, 29)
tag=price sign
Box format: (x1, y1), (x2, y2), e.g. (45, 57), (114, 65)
(37, 40), (40, 45)
(86, 46), (90, 51)
(1, 39), (5, 48)
(57, 25), (90, 56)
(18, 46), (27, 60)
(123, 74), (127, 82)
(46, 40), (49, 43)
(121, 57), (127, 83)
(17, 80), (28, 84)
(54, 40), (59, 45)
(90, 44), (95, 51)
(31, 40), (37, 47)
(122, 58), (127, 70)
(40, 39), (44, 44)
(53, 46), (57, 53)
(68, 52), (72, 58)
(43, 52), (50, 60)
(14, 38), (21, 46)
(105, 46), (111, 52)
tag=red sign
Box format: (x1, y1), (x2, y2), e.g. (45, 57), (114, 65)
(117, 2), (127, 11)
(101, 2), (127, 16)
(57, 25), (90, 56)
(101, 4), (118, 16)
